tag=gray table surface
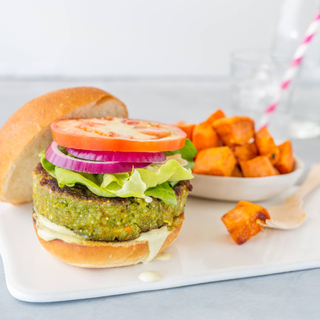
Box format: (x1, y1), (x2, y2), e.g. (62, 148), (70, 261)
(0, 80), (319, 320)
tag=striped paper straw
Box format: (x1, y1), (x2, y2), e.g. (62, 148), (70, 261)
(259, 9), (320, 129)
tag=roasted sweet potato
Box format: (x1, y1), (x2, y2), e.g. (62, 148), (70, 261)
(193, 146), (236, 176)
(221, 201), (270, 245)
(192, 122), (220, 151)
(206, 109), (226, 126)
(255, 127), (279, 165)
(275, 140), (295, 174)
(232, 142), (258, 163)
(213, 116), (255, 146)
(172, 121), (195, 140)
(231, 165), (243, 177)
(240, 156), (280, 177)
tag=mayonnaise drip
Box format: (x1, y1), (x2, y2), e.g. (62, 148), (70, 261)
(155, 252), (171, 261)
(138, 226), (171, 263)
(35, 212), (84, 243)
(34, 212), (171, 262)
(138, 271), (163, 282)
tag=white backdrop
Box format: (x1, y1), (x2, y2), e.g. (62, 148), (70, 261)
(0, 0), (281, 78)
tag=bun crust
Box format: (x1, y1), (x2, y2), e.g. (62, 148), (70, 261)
(0, 87), (127, 204)
(33, 215), (184, 268)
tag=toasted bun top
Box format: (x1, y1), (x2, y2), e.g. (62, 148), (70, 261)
(0, 87), (127, 204)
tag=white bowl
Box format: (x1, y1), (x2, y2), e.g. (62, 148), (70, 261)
(190, 157), (304, 202)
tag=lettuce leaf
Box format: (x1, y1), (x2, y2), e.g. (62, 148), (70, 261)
(145, 182), (177, 206)
(38, 151), (193, 205)
(165, 139), (197, 169)
(39, 150), (56, 177)
(101, 172), (130, 190)
(137, 159), (193, 189)
(40, 151), (115, 197)
(115, 170), (147, 198)
(55, 167), (115, 197)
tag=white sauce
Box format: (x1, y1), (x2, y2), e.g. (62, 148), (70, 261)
(139, 226), (171, 263)
(34, 212), (171, 262)
(165, 154), (188, 167)
(145, 197), (152, 203)
(35, 212), (84, 243)
(139, 271), (163, 282)
(62, 118), (175, 141)
(154, 252), (171, 261)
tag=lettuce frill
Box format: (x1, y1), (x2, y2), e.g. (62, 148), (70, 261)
(39, 153), (193, 206)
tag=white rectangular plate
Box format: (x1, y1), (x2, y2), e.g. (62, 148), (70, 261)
(1, 187), (320, 303)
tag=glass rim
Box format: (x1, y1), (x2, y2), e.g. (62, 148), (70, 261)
(230, 48), (291, 65)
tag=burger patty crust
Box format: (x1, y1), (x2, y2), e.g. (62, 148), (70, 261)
(33, 163), (192, 241)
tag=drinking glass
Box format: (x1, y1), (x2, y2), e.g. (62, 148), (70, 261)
(230, 49), (295, 141)
(271, 0), (320, 139)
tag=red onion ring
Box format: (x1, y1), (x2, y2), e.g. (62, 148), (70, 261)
(45, 142), (151, 174)
(66, 147), (166, 163)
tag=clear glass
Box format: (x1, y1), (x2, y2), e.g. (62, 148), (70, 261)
(230, 49), (294, 141)
(271, 0), (320, 139)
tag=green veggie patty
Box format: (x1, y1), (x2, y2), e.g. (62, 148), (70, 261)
(33, 163), (192, 241)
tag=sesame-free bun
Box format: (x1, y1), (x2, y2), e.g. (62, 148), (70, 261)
(0, 87), (127, 205)
(33, 215), (184, 268)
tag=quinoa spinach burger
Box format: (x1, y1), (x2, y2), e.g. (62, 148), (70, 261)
(0, 87), (195, 268)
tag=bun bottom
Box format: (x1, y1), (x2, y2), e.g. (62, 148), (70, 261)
(33, 215), (184, 268)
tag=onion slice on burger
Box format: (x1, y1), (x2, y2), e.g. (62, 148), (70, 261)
(45, 142), (151, 174)
(66, 147), (166, 163)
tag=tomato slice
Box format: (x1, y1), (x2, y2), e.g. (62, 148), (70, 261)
(51, 118), (187, 152)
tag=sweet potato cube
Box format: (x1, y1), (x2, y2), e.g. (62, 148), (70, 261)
(240, 156), (280, 177)
(232, 142), (258, 163)
(206, 109), (226, 126)
(192, 122), (220, 151)
(213, 116), (255, 146)
(172, 121), (195, 140)
(193, 146), (236, 176)
(221, 201), (270, 245)
(275, 140), (295, 174)
(231, 165), (243, 177)
(255, 127), (280, 165)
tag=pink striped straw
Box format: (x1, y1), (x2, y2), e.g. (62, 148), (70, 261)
(259, 10), (320, 129)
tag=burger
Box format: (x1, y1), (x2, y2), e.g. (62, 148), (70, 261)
(0, 87), (195, 268)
